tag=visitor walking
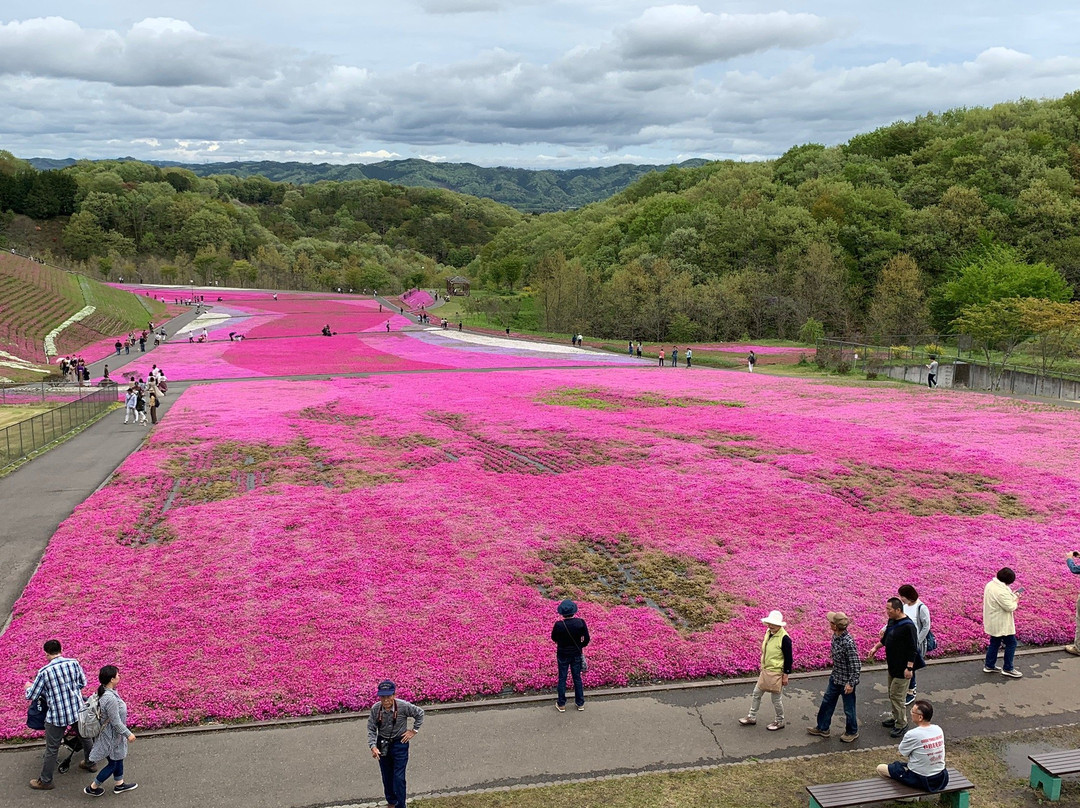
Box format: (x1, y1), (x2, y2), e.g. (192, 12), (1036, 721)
(628, 340), (634, 356)
(551, 599), (590, 712)
(85, 666), (138, 796)
(868, 597), (920, 737)
(898, 585), (932, 705)
(658, 349), (665, 367)
(807, 612), (860, 742)
(685, 348), (692, 368)
(671, 347), (678, 367)
(748, 350), (756, 372)
(876, 700), (949, 792)
(123, 387), (138, 424)
(135, 388), (147, 424)
(926, 356), (939, 388)
(114, 340), (122, 356)
(1066, 552), (1080, 656)
(739, 609), (792, 731)
(367, 680), (424, 808)
(983, 567), (1023, 677)
(636, 341), (642, 358)
(147, 387), (160, 426)
(25, 640), (94, 790)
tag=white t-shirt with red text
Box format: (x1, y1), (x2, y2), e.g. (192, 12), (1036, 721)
(898, 724), (946, 775)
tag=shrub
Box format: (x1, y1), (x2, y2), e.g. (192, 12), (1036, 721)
(797, 317), (825, 344)
(890, 345), (910, 359)
(924, 342), (943, 357)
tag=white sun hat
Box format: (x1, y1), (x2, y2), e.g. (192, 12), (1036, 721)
(761, 610), (786, 627)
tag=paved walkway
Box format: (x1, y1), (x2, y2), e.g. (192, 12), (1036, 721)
(1, 650), (1078, 807)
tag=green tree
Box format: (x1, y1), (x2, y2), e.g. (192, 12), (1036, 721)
(934, 242), (1072, 328)
(951, 299), (1031, 390)
(866, 254), (930, 339)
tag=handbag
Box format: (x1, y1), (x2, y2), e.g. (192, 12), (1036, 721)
(27, 696), (47, 730)
(925, 629), (938, 653)
(756, 669), (784, 694)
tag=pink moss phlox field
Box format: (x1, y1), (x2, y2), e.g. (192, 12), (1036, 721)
(689, 344), (808, 355)
(2, 368), (1078, 739)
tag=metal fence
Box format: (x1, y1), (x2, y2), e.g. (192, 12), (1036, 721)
(1, 387), (119, 469)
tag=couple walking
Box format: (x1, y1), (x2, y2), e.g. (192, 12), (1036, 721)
(25, 640), (138, 795)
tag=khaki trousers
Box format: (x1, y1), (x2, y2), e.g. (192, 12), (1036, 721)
(888, 675), (909, 728)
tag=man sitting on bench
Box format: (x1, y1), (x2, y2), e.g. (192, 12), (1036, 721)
(877, 699), (949, 792)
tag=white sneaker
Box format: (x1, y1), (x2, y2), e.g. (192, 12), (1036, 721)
(982, 666), (1001, 673)
(1000, 668), (1023, 678)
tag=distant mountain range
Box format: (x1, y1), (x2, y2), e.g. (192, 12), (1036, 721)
(26, 156), (709, 213)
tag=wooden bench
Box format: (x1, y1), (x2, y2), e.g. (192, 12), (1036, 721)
(807, 768), (972, 808)
(1029, 750), (1080, 801)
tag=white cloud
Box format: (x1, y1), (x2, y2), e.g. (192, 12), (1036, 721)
(1, 7), (1079, 168)
(615, 7), (839, 68)
(0, 17), (284, 87)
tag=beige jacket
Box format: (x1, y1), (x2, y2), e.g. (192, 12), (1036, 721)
(982, 577), (1019, 636)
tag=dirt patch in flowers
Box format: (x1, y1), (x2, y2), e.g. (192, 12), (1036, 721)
(807, 462), (1034, 518)
(429, 412), (647, 473)
(538, 386), (744, 411)
(531, 534), (740, 633)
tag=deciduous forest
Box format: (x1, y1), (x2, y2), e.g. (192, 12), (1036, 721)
(3, 92), (1080, 341)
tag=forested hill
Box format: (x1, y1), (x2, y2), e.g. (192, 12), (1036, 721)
(26, 157), (708, 213)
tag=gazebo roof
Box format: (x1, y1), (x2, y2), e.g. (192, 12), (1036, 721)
(447, 276), (470, 283)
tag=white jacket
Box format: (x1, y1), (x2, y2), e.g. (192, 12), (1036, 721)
(983, 578), (1019, 636)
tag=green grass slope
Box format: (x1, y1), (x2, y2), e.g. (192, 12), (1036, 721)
(0, 253), (165, 376)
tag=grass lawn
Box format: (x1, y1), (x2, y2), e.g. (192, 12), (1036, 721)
(0, 404), (54, 428)
(417, 724), (1080, 808)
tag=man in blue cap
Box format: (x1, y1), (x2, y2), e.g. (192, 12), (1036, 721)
(367, 680), (424, 808)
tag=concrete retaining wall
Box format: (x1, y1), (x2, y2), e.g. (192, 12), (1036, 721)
(879, 362), (1080, 401)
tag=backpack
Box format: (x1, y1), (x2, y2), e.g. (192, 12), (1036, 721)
(78, 693), (105, 740)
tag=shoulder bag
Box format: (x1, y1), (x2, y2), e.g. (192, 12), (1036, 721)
(561, 618), (588, 672)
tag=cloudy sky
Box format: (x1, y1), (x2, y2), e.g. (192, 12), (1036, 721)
(2, 2), (1079, 168)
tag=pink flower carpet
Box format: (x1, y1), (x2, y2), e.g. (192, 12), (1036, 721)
(2, 367), (1077, 738)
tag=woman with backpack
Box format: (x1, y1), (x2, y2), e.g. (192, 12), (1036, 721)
(898, 585), (933, 705)
(84, 666), (137, 796)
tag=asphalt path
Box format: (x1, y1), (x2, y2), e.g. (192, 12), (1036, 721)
(1, 651), (1078, 807)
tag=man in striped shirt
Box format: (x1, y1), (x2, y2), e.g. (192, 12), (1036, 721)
(25, 639), (94, 790)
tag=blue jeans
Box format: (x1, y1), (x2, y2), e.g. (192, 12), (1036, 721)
(557, 654), (584, 707)
(95, 757), (125, 785)
(378, 739), (410, 807)
(986, 634), (1017, 671)
(815, 679), (858, 735)
(887, 761), (949, 792)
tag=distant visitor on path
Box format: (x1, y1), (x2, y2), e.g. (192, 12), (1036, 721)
(367, 680), (424, 808)
(657, 349), (664, 366)
(807, 611), (860, 743)
(1066, 551), (1080, 656)
(983, 567), (1023, 678)
(628, 340), (633, 356)
(85, 665), (138, 796)
(876, 700), (949, 792)
(926, 356), (939, 388)
(685, 348), (692, 368)
(748, 350), (756, 372)
(739, 609), (792, 731)
(551, 599), (590, 712)
(671, 346), (678, 367)
(636, 341), (642, 358)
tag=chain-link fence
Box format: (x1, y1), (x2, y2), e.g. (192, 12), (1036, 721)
(1, 387), (119, 469)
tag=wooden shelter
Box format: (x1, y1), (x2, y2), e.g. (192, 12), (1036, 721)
(446, 276), (471, 296)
